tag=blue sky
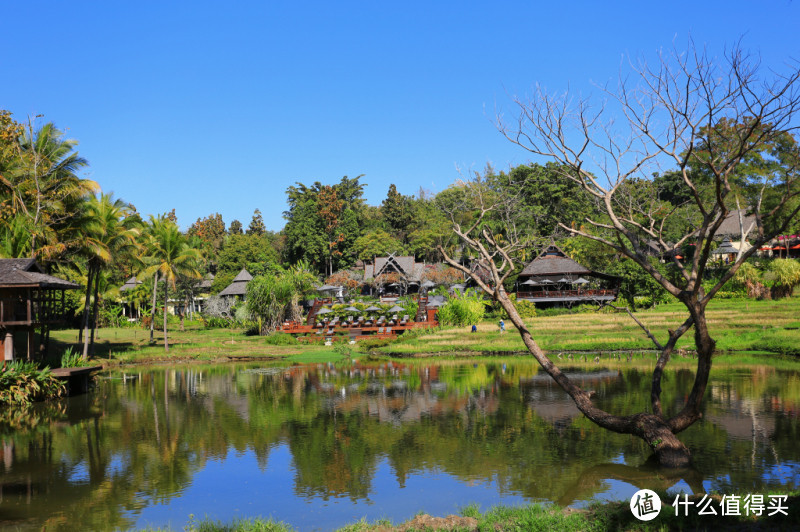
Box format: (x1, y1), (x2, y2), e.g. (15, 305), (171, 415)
(3, 1), (799, 231)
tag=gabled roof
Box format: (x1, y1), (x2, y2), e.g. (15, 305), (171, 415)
(716, 209), (757, 238)
(366, 255), (426, 282)
(119, 276), (142, 292)
(198, 273), (215, 290)
(0, 258), (79, 289)
(519, 245), (591, 277)
(219, 268), (252, 296)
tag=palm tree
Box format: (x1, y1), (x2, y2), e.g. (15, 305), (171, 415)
(143, 217), (201, 352)
(77, 193), (141, 358)
(3, 119), (99, 261)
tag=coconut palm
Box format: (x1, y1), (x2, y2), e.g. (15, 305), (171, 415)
(142, 216), (202, 352)
(77, 193), (141, 358)
(3, 119), (99, 260)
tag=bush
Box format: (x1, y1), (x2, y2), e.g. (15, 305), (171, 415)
(437, 292), (486, 326)
(358, 337), (395, 350)
(60, 347), (85, 368)
(262, 332), (298, 345)
(0, 362), (65, 406)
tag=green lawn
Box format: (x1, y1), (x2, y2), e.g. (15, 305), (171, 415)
(48, 296), (800, 366)
(380, 296), (800, 358)
(48, 325), (343, 365)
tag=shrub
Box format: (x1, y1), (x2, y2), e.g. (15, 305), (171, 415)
(60, 347), (85, 368)
(767, 259), (800, 299)
(437, 293), (486, 326)
(0, 362), (65, 405)
(262, 332), (298, 345)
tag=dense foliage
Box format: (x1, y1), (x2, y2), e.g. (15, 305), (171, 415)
(0, 361), (65, 405)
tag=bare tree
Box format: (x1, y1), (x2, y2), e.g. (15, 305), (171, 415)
(445, 44), (800, 467)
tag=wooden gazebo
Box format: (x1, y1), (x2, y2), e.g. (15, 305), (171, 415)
(515, 245), (620, 307)
(219, 268), (252, 300)
(0, 258), (79, 361)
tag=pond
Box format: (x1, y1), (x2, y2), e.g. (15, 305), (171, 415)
(1, 360), (799, 530)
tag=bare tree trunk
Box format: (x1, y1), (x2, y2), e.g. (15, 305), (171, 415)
(81, 265), (94, 360)
(150, 273), (158, 344)
(89, 270), (101, 356)
(163, 284), (169, 352)
(499, 286), (693, 467)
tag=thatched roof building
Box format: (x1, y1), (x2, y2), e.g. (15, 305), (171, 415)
(0, 259), (79, 290)
(1, 259), (79, 361)
(219, 268), (252, 298)
(516, 245), (620, 306)
(364, 255), (426, 282)
(119, 276), (142, 292)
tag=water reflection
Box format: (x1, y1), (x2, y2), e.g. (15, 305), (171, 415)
(1, 361), (799, 530)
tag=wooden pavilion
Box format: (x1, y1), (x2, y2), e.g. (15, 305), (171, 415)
(515, 245), (620, 307)
(0, 258), (79, 361)
(219, 268), (252, 301)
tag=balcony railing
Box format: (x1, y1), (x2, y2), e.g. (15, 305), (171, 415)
(516, 289), (618, 300)
(0, 289), (68, 326)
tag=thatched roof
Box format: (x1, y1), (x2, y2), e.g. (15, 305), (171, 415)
(0, 258), (79, 289)
(198, 273), (215, 290)
(716, 209), (757, 238)
(119, 276), (142, 292)
(219, 268), (252, 297)
(519, 245), (591, 278)
(364, 255), (426, 281)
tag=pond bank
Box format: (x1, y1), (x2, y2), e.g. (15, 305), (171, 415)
(146, 494), (800, 531)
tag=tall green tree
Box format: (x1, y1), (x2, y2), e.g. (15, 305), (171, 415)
(247, 209), (266, 236)
(0, 117), (98, 261)
(381, 184), (413, 238)
(77, 193), (141, 358)
(187, 213), (226, 252)
(142, 217), (201, 352)
(246, 262), (317, 334)
(283, 176), (366, 274)
(228, 219), (243, 235)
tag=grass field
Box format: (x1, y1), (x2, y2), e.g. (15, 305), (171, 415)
(380, 296), (800, 357)
(48, 325), (342, 365)
(47, 296), (800, 366)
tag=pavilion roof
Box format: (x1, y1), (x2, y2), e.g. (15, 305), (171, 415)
(0, 258), (79, 289)
(219, 268), (252, 296)
(519, 245), (591, 277)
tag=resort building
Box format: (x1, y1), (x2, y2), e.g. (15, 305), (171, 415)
(0, 258), (79, 361)
(514, 245), (620, 307)
(218, 268), (253, 301)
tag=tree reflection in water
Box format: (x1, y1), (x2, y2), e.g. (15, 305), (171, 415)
(1, 361), (799, 530)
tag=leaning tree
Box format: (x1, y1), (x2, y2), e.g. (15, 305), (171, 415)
(440, 44), (800, 467)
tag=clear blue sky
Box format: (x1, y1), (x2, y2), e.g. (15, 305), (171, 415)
(4, 1), (798, 231)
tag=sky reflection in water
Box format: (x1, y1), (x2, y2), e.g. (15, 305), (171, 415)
(1, 361), (799, 531)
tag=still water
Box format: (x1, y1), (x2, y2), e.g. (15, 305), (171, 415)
(1, 361), (799, 530)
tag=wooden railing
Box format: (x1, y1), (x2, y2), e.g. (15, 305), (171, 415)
(0, 289), (68, 326)
(516, 289), (618, 299)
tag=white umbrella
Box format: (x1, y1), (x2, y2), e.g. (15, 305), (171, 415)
(556, 278), (570, 283)
(422, 280), (436, 288)
(538, 279), (555, 284)
(343, 306), (360, 312)
(521, 279), (538, 286)
(388, 305), (405, 313)
(315, 307), (333, 314)
(572, 278), (590, 285)
(365, 305), (382, 312)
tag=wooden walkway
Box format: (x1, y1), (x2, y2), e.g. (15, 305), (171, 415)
(51, 365), (103, 395)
